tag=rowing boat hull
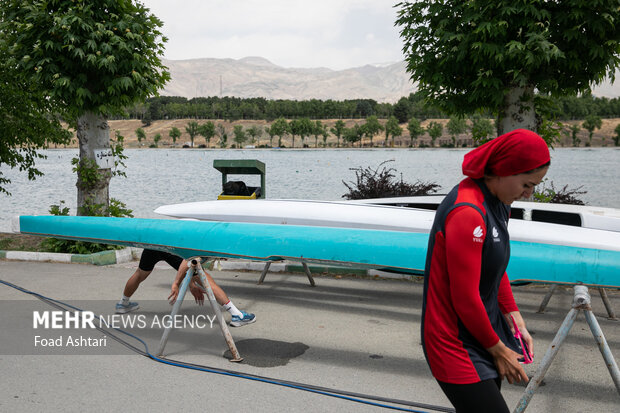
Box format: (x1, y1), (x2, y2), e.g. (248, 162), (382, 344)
(13, 215), (620, 288)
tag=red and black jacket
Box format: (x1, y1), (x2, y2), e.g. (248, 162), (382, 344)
(421, 178), (520, 384)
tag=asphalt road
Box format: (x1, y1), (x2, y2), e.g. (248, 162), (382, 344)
(0, 260), (618, 413)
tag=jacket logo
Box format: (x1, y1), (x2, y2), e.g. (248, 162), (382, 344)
(473, 226), (484, 242)
(492, 226), (500, 242)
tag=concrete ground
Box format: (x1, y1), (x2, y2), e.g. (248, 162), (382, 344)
(0, 259), (618, 413)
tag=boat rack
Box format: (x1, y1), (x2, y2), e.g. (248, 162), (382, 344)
(514, 285), (620, 412)
(157, 258), (242, 361)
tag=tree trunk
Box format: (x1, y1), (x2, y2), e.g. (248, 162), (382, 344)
(76, 111), (111, 216)
(497, 85), (538, 135)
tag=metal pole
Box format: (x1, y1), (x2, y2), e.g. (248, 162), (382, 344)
(598, 288), (617, 320)
(257, 261), (271, 284)
(583, 310), (620, 395)
(537, 284), (558, 313)
(156, 265), (194, 356)
(513, 308), (579, 413)
(302, 261), (316, 287)
(193, 260), (243, 362)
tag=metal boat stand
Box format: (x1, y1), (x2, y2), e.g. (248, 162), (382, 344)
(537, 284), (617, 320)
(258, 260), (316, 287)
(513, 285), (620, 413)
(156, 258), (242, 362)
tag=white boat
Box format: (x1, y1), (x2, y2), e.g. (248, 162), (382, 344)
(155, 199), (435, 233)
(154, 199), (620, 252)
(348, 195), (620, 232)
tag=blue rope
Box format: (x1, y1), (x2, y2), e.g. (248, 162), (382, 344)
(0, 278), (453, 413)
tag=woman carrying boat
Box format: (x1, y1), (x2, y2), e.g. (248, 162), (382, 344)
(422, 129), (549, 412)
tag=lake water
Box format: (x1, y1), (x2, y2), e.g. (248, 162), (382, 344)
(1, 148), (618, 232)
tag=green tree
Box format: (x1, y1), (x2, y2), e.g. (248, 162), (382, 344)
(152, 133), (161, 148)
(330, 120), (346, 148)
(2, 0), (169, 214)
(246, 125), (262, 146)
(384, 116), (402, 147)
(582, 115), (602, 146)
(297, 118), (314, 148)
(537, 118), (562, 149)
(396, 1), (620, 134)
(216, 124), (228, 148)
(569, 124), (581, 147)
(288, 119), (300, 148)
(471, 116), (495, 146)
(185, 121), (199, 148)
(363, 116), (384, 147)
(198, 121), (216, 147)
(407, 118), (425, 148)
(321, 125), (330, 148)
(614, 124), (620, 147)
(0, 43), (72, 195)
(270, 117), (289, 147)
(393, 97), (412, 123)
(232, 125), (247, 148)
(169, 127), (181, 145)
(135, 128), (146, 144)
(264, 126), (276, 147)
(356, 100), (374, 117)
(343, 125), (363, 147)
(312, 120), (327, 148)
(426, 121), (443, 147)
(446, 117), (468, 147)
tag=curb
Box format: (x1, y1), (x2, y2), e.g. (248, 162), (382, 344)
(0, 248), (423, 280)
(0, 247), (142, 266)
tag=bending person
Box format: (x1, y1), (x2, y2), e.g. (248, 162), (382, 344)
(116, 249), (256, 327)
(422, 129), (547, 413)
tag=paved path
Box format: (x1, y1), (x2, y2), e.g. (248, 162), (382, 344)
(0, 260), (618, 412)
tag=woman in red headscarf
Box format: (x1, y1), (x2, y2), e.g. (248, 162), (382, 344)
(421, 129), (550, 413)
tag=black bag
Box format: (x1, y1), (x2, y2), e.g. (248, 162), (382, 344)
(222, 181), (251, 196)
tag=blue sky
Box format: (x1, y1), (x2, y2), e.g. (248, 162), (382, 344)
(140, 0), (405, 70)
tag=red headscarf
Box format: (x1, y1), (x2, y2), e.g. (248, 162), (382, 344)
(462, 129), (550, 178)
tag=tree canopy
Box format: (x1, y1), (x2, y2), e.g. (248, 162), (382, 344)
(2, 0), (170, 118)
(0, 47), (72, 195)
(395, 1), (620, 132)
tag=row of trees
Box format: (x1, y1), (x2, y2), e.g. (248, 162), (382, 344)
(133, 114), (620, 149)
(125, 93), (620, 125)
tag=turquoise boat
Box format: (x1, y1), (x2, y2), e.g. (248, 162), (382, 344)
(13, 215), (620, 288)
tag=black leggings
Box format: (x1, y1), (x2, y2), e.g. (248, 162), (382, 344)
(437, 378), (509, 413)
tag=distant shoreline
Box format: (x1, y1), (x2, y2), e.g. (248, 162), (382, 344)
(53, 118), (620, 150)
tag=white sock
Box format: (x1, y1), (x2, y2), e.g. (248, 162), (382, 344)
(223, 300), (243, 317)
(120, 295), (130, 305)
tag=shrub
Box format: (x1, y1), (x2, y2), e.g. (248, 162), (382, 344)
(41, 200), (133, 254)
(342, 160), (441, 200)
(531, 180), (586, 205)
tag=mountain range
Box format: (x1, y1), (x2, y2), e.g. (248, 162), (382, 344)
(160, 57), (620, 103)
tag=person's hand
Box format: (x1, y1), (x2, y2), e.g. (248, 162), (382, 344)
(189, 276), (205, 305)
(168, 284), (179, 305)
(486, 340), (529, 384)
